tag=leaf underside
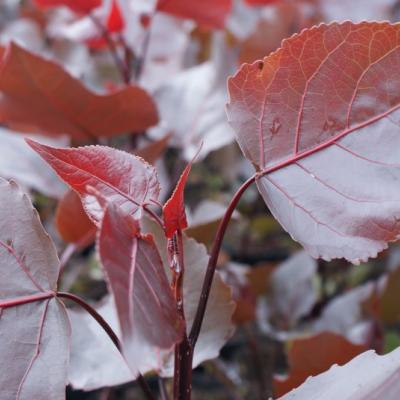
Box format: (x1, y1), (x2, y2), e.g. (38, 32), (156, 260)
(228, 21), (400, 263)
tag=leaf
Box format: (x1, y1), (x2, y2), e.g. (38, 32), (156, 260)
(142, 218), (236, 375)
(150, 37), (236, 161)
(107, 0), (124, 33)
(26, 140), (160, 224)
(312, 282), (376, 345)
(56, 189), (96, 243)
(33, 0), (101, 14)
(98, 204), (184, 372)
(0, 178), (70, 399)
(163, 149), (199, 238)
(0, 43), (158, 140)
(274, 332), (367, 397)
(278, 348), (400, 400)
(245, 0), (280, 4)
(269, 251), (318, 329)
(68, 297), (133, 391)
(0, 129), (67, 198)
(227, 21), (400, 263)
(156, 0), (232, 29)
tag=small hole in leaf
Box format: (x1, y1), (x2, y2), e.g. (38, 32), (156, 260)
(257, 61), (264, 71)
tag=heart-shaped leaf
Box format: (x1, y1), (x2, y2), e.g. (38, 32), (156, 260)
(0, 178), (70, 399)
(0, 43), (158, 140)
(26, 140), (160, 224)
(98, 204), (184, 372)
(227, 22), (400, 263)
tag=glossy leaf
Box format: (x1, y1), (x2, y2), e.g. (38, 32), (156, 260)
(278, 348), (400, 400)
(0, 43), (158, 140)
(56, 189), (95, 243)
(98, 204), (184, 372)
(0, 178), (70, 399)
(227, 22), (400, 263)
(26, 140), (160, 224)
(33, 0), (101, 14)
(274, 332), (367, 397)
(157, 0), (232, 29)
(107, 0), (124, 33)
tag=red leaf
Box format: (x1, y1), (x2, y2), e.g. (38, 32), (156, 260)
(98, 204), (184, 370)
(0, 178), (70, 398)
(227, 22), (400, 263)
(245, 0), (279, 4)
(107, 0), (124, 33)
(0, 43), (158, 140)
(56, 189), (96, 243)
(157, 0), (232, 29)
(33, 0), (101, 14)
(26, 140), (160, 224)
(274, 332), (367, 397)
(163, 152), (198, 238)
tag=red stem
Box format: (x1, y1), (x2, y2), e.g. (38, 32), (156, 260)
(56, 292), (155, 400)
(89, 14), (131, 84)
(189, 175), (256, 346)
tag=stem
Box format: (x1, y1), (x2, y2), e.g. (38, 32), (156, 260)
(171, 231), (193, 400)
(56, 292), (155, 400)
(89, 14), (130, 84)
(189, 175), (256, 346)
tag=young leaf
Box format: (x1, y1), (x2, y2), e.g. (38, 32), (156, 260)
(0, 178), (70, 399)
(26, 140), (160, 224)
(56, 189), (96, 243)
(33, 0), (101, 14)
(274, 332), (367, 397)
(98, 204), (184, 372)
(227, 21), (400, 263)
(142, 218), (236, 374)
(157, 0), (232, 29)
(278, 348), (400, 400)
(163, 148), (200, 238)
(0, 43), (158, 140)
(107, 0), (124, 33)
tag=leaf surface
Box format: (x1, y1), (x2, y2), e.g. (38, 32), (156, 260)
(98, 204), (184, 372)
(26, 140), (160, 224)
(156, 0), (232, 29)
(0, 178), (70, 399)
(0, 43), (158, 140)
(227, 22), (400, 263)
(278, 348), (400, 400)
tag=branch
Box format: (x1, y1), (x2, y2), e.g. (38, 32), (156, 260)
(189, 175), (256, 346)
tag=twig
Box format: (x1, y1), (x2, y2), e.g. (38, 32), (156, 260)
(189, 175), (256, 346)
